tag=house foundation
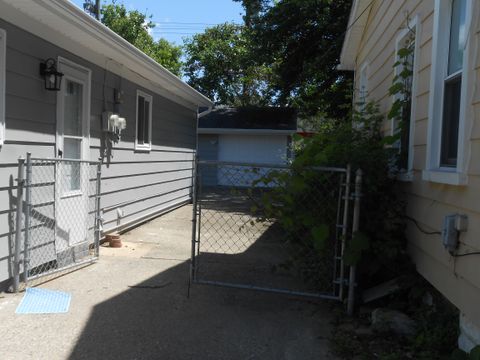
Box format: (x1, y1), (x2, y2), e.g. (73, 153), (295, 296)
(459, 313), (480, 352)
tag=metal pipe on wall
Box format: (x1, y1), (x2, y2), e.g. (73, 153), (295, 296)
(13, 157), (25, 293)
(23, 153), (32, 288)
(339, 164), (352, 300)
(188, 155), (198, 297)
(94, 159), (102, 258)
(347, 168), (363, 316)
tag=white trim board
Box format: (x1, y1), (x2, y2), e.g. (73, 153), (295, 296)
(197, 128), (296, 135)
(56, 57), (92, 160)
(135, 90), (153, 152)
(338, 0), (373, 70)
(423, 0), (474, 185)
(391, 15), (421, 179)
(0, 28), (5, 146)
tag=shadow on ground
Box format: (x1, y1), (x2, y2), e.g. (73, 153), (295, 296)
(68, 258), (337, 360)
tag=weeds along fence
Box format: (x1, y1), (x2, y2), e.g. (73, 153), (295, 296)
(13, 153), (101, 291)
(190, 159), (362, 307)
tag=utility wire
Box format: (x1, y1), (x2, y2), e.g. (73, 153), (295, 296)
(152, 21), (241, 26)
(151, 32), (200, 35)
(403, 215), (442, 235)
(453, 251), (480, 258)
(152, 1), (375, 45)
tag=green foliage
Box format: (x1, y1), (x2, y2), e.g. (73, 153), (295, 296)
(100, 1), (182, 76)
(253, 99), (408, 289)
(311, 224), (329, 251)
(386, 23), (415, 170)
(472, 348), (480, 360)
(344, 232), (370, 266)
(237, 0), (354, 119)
(408, 288), (460, 357)
(304, 103), (408, 285)
(452, 346), (480, 360)
(332, 280), (461, 359)
(186, 0), (353, 119)
(233, 0), (268, 26)
(183, 23), (274, 106)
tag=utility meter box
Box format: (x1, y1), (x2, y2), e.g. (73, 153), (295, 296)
(442, 215), (458, 253)
(442, 214), (468, 253)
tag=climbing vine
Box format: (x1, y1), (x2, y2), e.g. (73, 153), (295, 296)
(386, 24), (416, 171)
(249, 21), (418, 292)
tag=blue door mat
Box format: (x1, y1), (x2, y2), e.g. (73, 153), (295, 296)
(16, 288), (71, 314)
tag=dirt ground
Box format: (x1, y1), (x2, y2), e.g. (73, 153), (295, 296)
(0, 205), (339, 360)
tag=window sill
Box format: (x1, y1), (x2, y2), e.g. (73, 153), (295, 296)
(422, 169), (468, 186)
(61, 190), (83, 199)
(397, 170), (414, 182)
(134, 144), (151, 153)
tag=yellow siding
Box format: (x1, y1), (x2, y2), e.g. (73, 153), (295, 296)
(353, 0), (480, 327)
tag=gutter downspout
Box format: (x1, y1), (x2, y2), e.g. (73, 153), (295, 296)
(193, 105), (213, 198)
(196, 106), (213, 157)
(198, 107), (213, 119)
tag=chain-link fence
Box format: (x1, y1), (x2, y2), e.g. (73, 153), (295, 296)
(190, 160), (360, 301)
(13, 154), (101, 290)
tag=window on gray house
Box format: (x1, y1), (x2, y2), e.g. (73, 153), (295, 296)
(136, 91), (152, 151)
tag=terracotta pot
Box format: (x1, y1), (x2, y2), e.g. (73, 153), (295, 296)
(106, 233), (122, 248)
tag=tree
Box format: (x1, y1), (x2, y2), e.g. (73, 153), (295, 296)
(183, 23), (274, 106)
(236, 0), (353, 120)
(100, 1), (182, 76)
(233, 0), (267, 27)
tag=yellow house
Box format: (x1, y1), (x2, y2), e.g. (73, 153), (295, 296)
(339, 0), (480, 351)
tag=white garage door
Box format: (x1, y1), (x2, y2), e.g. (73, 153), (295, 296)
(217, 134), (288, 186)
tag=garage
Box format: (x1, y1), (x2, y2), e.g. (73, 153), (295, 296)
(197, 107), (297, 187)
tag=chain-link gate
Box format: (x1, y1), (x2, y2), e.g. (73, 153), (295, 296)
(190, 159), (361, 302)
(13, 154), (101, 291)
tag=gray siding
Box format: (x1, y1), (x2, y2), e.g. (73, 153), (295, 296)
(0, 19), (197, 285)
(198, 134), (218, 186)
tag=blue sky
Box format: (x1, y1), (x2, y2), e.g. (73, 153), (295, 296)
(70, 0), (244, 45)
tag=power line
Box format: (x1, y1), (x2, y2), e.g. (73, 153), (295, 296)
(152, 27), (210, 31)
(152, 20), (241, 26)
(152, 32), (200, 35)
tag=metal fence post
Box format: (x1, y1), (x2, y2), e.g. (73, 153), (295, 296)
(347, 169), (362, 316)
(13, 157), (25, 293)
(23, 152), (32, 288)
(189, 155), (198, 291)
(339, 164), (352, 300)
(94, 159), (102, 258)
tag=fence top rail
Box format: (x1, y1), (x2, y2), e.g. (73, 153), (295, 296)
(30, 157), (101, 165)
(197, 160), (347, 173)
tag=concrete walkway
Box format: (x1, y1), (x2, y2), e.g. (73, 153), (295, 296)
(0, 205), (338, 360)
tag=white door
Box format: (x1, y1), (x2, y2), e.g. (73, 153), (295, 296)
(55, 58), (91, 260)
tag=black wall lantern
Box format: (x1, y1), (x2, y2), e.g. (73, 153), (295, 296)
(40, 58), (64, 91)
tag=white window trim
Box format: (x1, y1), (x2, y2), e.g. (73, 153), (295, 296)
(56, 57), (92, 160)
(358, 62), (369, 104)
(392, 16), (421, 182)
(353, 62), (369, 130)
(135, 90), (153, 152)
(0, 29), (6, 146)
(423, 0), (473, 186)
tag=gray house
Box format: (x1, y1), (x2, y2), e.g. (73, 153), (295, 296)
(198, 107), (297, 186)
(0, 0), (212, 289)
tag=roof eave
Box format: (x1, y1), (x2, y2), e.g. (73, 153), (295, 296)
(0, 0), (213, 109)
(338, 0), (372, 71)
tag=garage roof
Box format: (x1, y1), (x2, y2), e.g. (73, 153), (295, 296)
(199, 107), (297, 134)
